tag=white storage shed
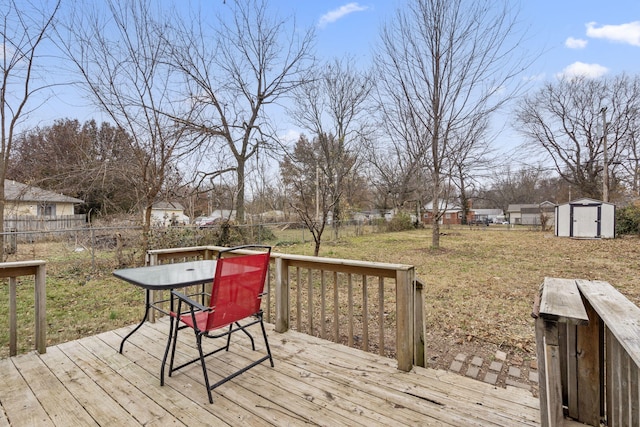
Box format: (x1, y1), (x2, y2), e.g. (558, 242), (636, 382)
(555, 198), (616, 238)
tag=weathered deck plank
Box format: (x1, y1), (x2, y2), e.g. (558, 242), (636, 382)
(0, 320), (540, 426)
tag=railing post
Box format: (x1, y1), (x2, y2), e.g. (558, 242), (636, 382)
(34, 262), (46, 354)
(576, 300), (603, 425)
(535, 316), (551, 426)
(414, 277), (426, 368)
(275, 257), (289, 333)
(542, 320), (564, 426)
(396, 268), (414, 371)
(9, 277), (16, 356)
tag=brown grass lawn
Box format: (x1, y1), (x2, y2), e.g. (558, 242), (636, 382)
(279, 226), (640, 369)
(1, 226), (639, 369)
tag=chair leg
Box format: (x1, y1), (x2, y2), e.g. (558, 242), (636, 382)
(259, 315), (274, 367)
(196, 333), (214, 404)
(225, 324), (233, 351)
(235, 321), (256, 350)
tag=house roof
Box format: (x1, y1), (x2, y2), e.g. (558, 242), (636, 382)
(424, 200), (463, 212)
(5, 180), (83, 204)
(152, 201), (185, 211)
(507, 202), (556, 213)
(473, 209), (503, 216)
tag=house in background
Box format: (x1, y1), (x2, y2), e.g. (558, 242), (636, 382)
(422, 200), (468, 225)
(3, 180), (85, 231)
(506, 201), (555, 227)
(151, 201), (189, 226)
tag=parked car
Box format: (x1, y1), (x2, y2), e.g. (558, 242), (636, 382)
(194, 216), (217, 228)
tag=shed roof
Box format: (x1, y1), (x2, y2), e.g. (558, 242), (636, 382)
(5, 180), (83, 204)
(559, 197), (615, 207)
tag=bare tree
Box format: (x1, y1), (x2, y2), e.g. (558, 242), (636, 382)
(481, 165), (558, 212)
(375, 0), (528, 248)
(0, 0), (60, 251)
(365, 137), (428, 213)
(280, 134), (355, 256)
(289, 57), (374, 237)
(448, 117), (494, 223)
(168, 0), (315, 224)
(61, 0), (193, 254)
(515, 74), (640, 201)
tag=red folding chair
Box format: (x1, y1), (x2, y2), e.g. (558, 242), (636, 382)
(161, 245), (273, 403)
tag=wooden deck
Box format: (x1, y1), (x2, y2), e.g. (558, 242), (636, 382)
(0, 319), (540, 426)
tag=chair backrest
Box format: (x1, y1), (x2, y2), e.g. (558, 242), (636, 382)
(206, 246), (271, 331)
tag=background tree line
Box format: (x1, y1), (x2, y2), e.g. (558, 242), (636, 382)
(3, 0), (640, 256)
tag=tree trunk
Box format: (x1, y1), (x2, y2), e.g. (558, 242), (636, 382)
(141, 205), (153, 263)
(431, 179), (441, 249)
(235, 160), (245, 224)
(0, 179), (5, 260)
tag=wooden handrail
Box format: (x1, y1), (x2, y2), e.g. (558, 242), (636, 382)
(0, 260), (47, 355)
(536, 278), (640, 426)
(147, 246), (423, 371)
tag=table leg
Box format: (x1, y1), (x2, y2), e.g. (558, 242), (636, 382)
(160, 290), (177, 385)
(160, 315), (175, 385)
(119, 289), (151, 353)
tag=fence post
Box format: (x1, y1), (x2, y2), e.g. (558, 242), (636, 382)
(91, 227), (96, 271)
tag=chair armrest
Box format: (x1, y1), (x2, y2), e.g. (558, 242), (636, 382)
(171, 290), (210, 312)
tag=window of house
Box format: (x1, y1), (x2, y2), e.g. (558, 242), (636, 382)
(38, 203), (56, 217)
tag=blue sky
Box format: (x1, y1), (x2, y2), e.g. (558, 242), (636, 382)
(280, 0), (640, 79)
(25, 1), (640, 146)
(264, 0), (640, 155)
(273, 0), (640, 80)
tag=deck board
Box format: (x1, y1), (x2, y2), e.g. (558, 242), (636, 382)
(0, 319), (540, 426)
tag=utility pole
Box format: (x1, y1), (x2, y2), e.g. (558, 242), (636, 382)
(601, 107), (609, 202)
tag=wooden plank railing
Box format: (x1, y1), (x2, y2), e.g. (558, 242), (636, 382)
(146, 245), (424, 371)
(535, 277), (640, 426)
(0, 260), (47, 355)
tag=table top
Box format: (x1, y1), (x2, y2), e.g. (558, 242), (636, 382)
(113, 260), (217, 290)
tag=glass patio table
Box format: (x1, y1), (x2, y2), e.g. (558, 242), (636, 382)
(113, 259), (217, 353)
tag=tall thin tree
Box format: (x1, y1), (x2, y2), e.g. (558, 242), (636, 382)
(0, 0), (60, 255)
(375, 0), (528, 248)
(61, 0), (192, 254)
(169, 0), (315, 224)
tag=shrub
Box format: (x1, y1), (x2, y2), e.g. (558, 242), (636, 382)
(385, 212), (415, 232)
(616, 204), (640, 236)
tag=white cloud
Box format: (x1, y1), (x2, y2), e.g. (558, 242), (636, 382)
(556, 61), (609, 79)
(318, 3), (368, 29)
(565, 37), (587, 49)
(586, 21), (640, 46)
(280, 129), (301, 144)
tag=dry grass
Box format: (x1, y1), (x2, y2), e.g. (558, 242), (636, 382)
(1, 226), (639, 368)
(279, 226), (640, 366)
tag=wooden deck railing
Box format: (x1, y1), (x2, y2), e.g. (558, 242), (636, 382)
(0, 260), (47, 355)
(534, 277), (640, 426)
(146, 245), (425, 371)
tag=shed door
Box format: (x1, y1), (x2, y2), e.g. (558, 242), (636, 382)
(572, 205), (600, 238)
